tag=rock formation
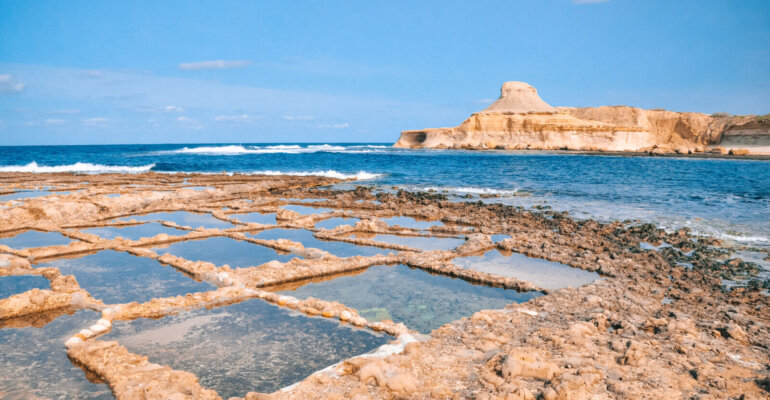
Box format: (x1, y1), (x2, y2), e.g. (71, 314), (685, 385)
(395, 81), (770, 155)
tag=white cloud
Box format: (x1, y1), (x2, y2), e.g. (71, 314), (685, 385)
(83, 117), (109, 126)
(0, 74), (25, 94)
(573, 0), (610, 4)
(473, 98), (496, 104)
(214, 114), (259, 124)
(45, 118), (66, 125)
(178, 60), (252, 71)
(315, 122), (349, 129)
(163, 105), (184, 113)
(282, 115), (315, 121)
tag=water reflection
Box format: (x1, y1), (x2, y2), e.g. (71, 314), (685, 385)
(151, 236), (296, 268)
(0, 275), (50, 298)
(0, 310), (112, 399)
(452, 249), (600, 290)
(103, 298), (389, 398)
(35, 250), (213, 304)
(0, 230), (73, 249)
(82, 223), (186, 241)
(280, 264), (540, 333)
(249, 229), (386, 258)
(118, 211), (233, 230)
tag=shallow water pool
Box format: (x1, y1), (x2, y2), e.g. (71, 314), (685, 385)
(0, 230), (74, 249)
(0, 309), (112, 400)
(282, 204), (333, 215)
(150, 236), (296, 268)
(230, 211), (277, 225)
(452, 249), (600, 290)
(279, 264), (540, 333)
(381, 216), (442, 230)
(118, 211), (234, 230)
(350, 233), (465, 251)
(0, 190), (53, 202)
(82, 222), (186, 241)
(35, 250), (213, 304)
(0, 274), (50, 298)
(315, 217), (360, 230)
(103, 298), (389, 398)
(249, 228), (386, 258)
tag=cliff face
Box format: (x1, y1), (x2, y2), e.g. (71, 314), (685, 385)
(395, 82), (769, 155)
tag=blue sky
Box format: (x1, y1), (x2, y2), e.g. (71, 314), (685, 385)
(0, 0), (768, 145)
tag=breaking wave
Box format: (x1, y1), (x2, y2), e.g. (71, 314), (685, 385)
(0, 162), (155, 174)
(158, 144), (384, 155)
(400, 185), (520, 196)
(249, 170), (383, 180)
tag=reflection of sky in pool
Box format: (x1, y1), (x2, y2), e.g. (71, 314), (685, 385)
(315, 217), (360, 230)
(0, 310), (112, 400)
(35, 250), (213, 304)
(280, 264), (540, 333)
(118, 211), (233, 229)
(452, 249), (600, 290)
(230, 212), (277, 225)
(282, 204), (333, 215)
(382, 216), (442, 230)
(0, 230), (73, 249)
(151, 236), (296, 268)
(249, 229), (386, 258)
(103, 298), (389, 398)
(0, 274), (50, 298)
(0, 190), (53, 202)
(82, 223), (186, 241)
(350, 233), (465, 251)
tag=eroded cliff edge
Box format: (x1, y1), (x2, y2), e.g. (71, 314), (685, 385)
(396, 81), (770, 155)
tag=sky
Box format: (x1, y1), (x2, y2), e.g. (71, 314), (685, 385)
(0, 0), (768, 145)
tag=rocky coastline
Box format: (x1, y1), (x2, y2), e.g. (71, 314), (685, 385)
(0, 172), (767, 399)
(396, 82), (770, 156)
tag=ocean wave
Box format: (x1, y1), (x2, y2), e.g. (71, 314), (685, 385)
(249, 170), (383, 180)
(0, 162), (155, 174)
(717, 233), (769, 244)
(160, 144), (366, 155)
(400, 185), (520, 196)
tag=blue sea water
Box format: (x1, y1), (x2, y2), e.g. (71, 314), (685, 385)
(0, 143), (768, 246)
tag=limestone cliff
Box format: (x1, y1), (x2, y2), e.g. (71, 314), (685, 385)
(395, 82), (770, 155)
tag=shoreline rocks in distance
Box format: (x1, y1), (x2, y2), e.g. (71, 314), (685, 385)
(395, 81), (770, 155)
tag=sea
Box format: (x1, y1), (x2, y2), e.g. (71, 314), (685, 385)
(0, 143), (768, 248)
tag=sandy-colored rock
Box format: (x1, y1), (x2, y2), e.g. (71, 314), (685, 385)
(396, 82), (770, 155)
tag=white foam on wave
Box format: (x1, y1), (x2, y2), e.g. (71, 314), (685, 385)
(0, 162), (155, 174)
(717, 233), (769, 244)
(250, 170), (383, 180)
(171, 145), (255, 155)
(161, 144), (361, 155)
(401, 185), (519, 196)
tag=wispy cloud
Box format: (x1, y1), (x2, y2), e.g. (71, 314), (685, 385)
(282, 115), (315, 121)
(49, 109), (80, 114)
(176, 116), (204, 130)
(163, 105), (184, 113)
(83, 117), (109, 126)
(473, 98), (496, 104)
(45, 118), (66, 125)
(573, 0), (610, 4)
(76, 70), (104, 79)
(214, 114), (259, 124)
(0, 74), (25, 94)
(178, 60), (252, 71)
(315, 122), (349, 129)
